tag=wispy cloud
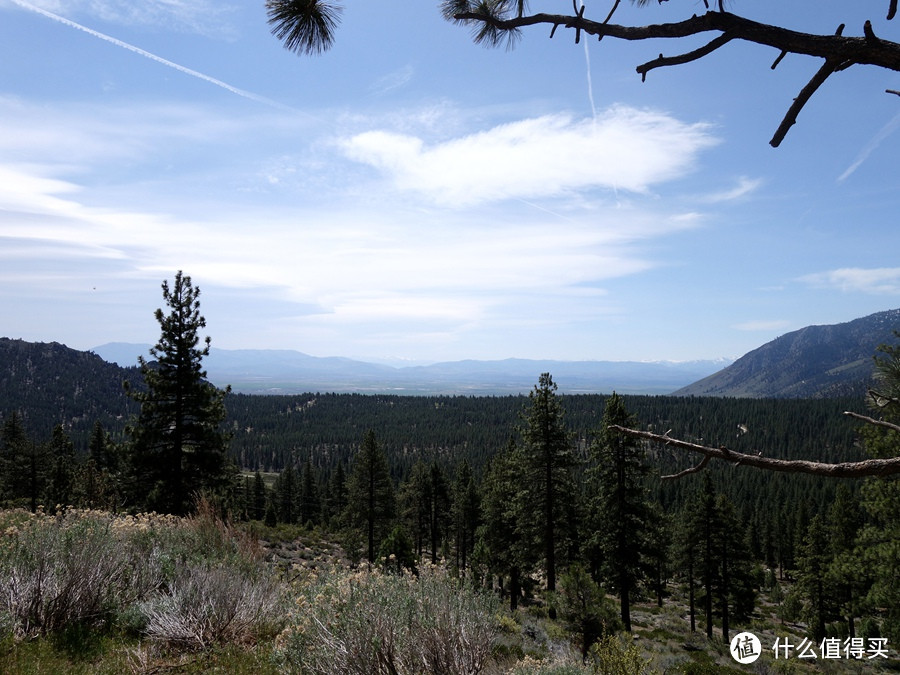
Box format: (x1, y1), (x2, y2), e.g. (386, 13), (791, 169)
(700, 176), (763, 203)
(369, 65), (415, 96)
(800, 267), (900, 294)
(338, 107), (717, 207)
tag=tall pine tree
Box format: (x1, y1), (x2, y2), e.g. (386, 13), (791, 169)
(587, 392), (651, 633)
(346, 429), (395, 563)
(519, 373), (576, 619)
(126, 271), (233, 515)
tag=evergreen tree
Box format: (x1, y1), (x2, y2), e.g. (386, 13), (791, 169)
(427, 463), (450, 563)
(0, 412), (29, 503)
(274, 464), (298, 523)
(300, 459), (321, 526)
(857, 334), (900, 643)
(796, 514), (836, 642)
(327, 461), (347, 526)
(673, 502), (699, 633)
(46, 424), (75, 509)
(518, 373), (576, 618)
(400, 460), (431, 558)
(89, 420), (119, 474)
(251, 470), (268, 521)
(587, 392), (650, 633)
(693, 472), (719, 640)
(74, 421), (120, 510)
(473, 439), (537, 610)
(126, 271), (233, 515)
(345, 429), (395, 562)
(450, 459), (480, 573)
(827, 484), (868, 639)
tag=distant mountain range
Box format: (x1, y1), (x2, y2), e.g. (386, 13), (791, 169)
(674, 308), (900, 398)
(91, 343), (730, 396)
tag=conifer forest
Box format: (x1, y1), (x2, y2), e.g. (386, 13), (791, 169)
(0, 274), (898, 673)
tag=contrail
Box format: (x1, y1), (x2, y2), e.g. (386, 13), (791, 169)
(579, 0), (597, 121)
(9, 0), (298, 112)
(838, 109), (900, 181)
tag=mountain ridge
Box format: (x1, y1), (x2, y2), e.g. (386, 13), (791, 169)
(91, 342), (729, 396)
(674, 308), (900, 398)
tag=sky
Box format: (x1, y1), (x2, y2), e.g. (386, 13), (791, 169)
(2, 0), (900, 365)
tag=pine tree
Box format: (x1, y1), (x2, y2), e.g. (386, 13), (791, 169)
(796, 514), (836, 642)
(46, 424), (75, 509)
(327, 461), (347, 526)
(300, 459), (321, 526)
(400, 460), (431, 558)
(450, 459), (480, 573)
(346, 429), (395, 562)
(518, 373), (576, 619)
(252, 470), (267, 521)
(274, 464), (298, 523)
(827, 484), (868, 639)
(0, 412), (47, 511)
(587, 392), (650, 633)
(125, 271), (233, 515)
(857, 334), (900, 643)
(474, 439), (537, 610)
(427, 463), (450, 563)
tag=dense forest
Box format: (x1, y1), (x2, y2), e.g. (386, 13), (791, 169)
(2, 314), (898, 661)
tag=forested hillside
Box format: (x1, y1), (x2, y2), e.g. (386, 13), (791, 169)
(676, 308), (900, 398)
(0, 338), (142, 443)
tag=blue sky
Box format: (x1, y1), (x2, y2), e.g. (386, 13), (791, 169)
(2, 0), (900, 365)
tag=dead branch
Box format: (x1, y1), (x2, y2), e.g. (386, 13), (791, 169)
(843, 410), (900, 433)
(662, 455), (710, 481)
(609, 424), (900, 478)
(452, 8), (900, 145)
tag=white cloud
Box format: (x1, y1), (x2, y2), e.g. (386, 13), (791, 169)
(338, 106), (717, 207)
(0, 92), (721, 356)
(800, 267), (900, 294)
(700, 176), (763, 203)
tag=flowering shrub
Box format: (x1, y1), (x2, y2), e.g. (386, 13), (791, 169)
(274, 563), (498, 674)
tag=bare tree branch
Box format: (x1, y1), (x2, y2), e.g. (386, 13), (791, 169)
(661, 455), (710, 481)
(843, 410), (900, 434)
(451, 9), (900, 145)
(608, 424), (900, 478)
(770, 59), (843, 147)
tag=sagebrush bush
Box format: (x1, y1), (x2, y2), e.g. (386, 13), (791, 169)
(0, 510), (165, 636)
(140, 561), (287, 649)
(0, 506), (286, 648)
(274, 564), (499, 675)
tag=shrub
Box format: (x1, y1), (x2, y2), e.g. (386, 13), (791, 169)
(275, 564), (498, 674)
(0, 506), (285, 650)
(140, 562), (287, 649)
(587, 634), (653, 675)
(0, 510), (164, 636)
(555, 564), (622, 659)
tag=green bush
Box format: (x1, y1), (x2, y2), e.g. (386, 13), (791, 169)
(587, 633), (653, 675)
